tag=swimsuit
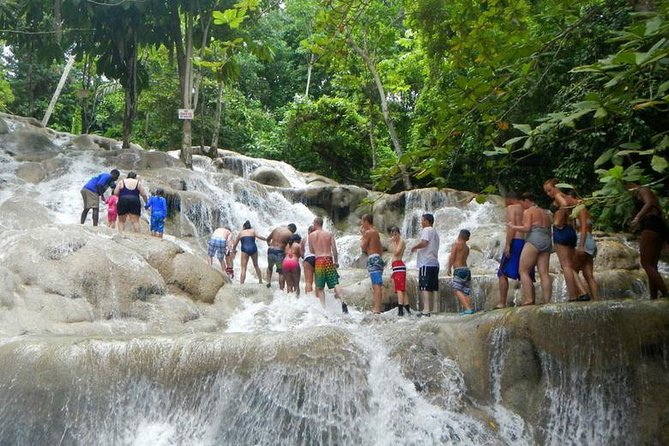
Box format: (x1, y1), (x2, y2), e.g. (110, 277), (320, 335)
(391, 260), (406, 292)
(208, 237), (228, 259)
(282, 252), (300, 273)
(106, 196), (118, 222)
(117, 180), (141, 216)
(526, 226), (552, 253)
(452, 267), (471, 296)
(303, 239), (316, 267)
(498, 238), (534, 281)
(315, 256), (340, 289)
(267, 247), (285, 273)
(640, 214), (668, 241)
(366, 253), (385, 286)
(240, 236), (257, 256)
(150, 215), (165, 234)
(552, 224), (577, 247)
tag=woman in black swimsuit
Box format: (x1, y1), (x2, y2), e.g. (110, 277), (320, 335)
(630, 185), (668, 299)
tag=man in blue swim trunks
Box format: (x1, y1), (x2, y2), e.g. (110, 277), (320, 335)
(497, 192), (534, 308)
(266, 223), (297, 290)
(360, 214), (385, 314)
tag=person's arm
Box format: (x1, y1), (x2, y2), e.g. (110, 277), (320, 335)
(331, 236), (339, 265)
(411, 239), (428, 253)
(144, 196), (152, 210)
(95, 174), (111, 197)
(113, 180), (122, 196)
(138, 181), (149, 202)
(233, 234), (240, 251)
(509, 210), (532, 233)
(504, 207), (514, 257)
(576, 208), (588, 251)
(360, 230), (370, 254)
(256, 232), (267, 242)
(446, 242), (458, 275)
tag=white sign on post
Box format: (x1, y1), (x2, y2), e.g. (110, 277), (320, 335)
(178, 109), (194, 120)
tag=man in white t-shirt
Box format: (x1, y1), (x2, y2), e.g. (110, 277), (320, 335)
(410, 213), (440, 316)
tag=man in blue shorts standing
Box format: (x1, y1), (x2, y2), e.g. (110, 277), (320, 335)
(360, 214), (384, 313)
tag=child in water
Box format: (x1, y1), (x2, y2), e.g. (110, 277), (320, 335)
(105, 194), (118, 229)
(144, 188), (168, 238)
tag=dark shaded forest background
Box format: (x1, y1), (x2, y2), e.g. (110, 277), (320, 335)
(0, 0), (667, 228)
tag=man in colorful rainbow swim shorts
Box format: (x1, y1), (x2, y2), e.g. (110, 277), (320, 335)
(308, 216), (349, 314)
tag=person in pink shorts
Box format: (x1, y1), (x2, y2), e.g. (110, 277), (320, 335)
(105, 194), (118, 228)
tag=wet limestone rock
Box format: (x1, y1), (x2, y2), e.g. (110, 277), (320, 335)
(0, 196), (52, 230)
(249, 166), (291, 188)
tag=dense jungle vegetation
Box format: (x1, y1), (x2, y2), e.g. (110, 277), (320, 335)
(0, 0), (667, 228)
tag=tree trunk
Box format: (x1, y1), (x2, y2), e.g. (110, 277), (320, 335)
(347, 36), (412, 190)
(179, 10), (194, 168)
(211, 80), (224, 151)
(368, 99), (377, 170)
(305, 53), (315, 97)
(122, 31), (138, 149)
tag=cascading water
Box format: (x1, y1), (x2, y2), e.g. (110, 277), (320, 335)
(0, 125), (667, 445)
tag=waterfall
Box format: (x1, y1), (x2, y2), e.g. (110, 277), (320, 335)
(0, 122), (667, 445)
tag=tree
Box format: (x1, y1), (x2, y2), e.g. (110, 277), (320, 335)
(310, 0), (413, 189)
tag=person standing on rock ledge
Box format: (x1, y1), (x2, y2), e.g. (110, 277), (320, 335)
(80, 169), (120, 226)
(309, 216), (348, 313)
(360, 214), (384, 314)
(389, 225), (410, 316)
(410, 213), (440, 317)
(447, 229), (475, 315)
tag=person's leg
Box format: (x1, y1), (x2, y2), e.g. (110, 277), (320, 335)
(92, 208), (99, 226)
(294, 267), (301, 296)
(455, 290), (472, 311)
(252, 253), (263, 283)
(554, 244), (579, 300)
(639, 230), (668, 299)
(279, 273), (285, 291)
(129, 214), (140, 232)
(582, 257), (600, 301)
(81, 207), (90, 224)
(518, 245), (538, 305)
(537, 252), (552, 303)
(239, 253), (249, 284)
(497, 275), (509, 308)
(372, 283), (382, 313)
(304, 261), (314, 294)
(334, 284), (348, 313)
(117, 214), (127, 233)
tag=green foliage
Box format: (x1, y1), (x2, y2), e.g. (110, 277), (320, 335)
(282, 95), (371, 184)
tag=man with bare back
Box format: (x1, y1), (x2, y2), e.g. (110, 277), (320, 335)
(266, 223), (297, 289)
(497, 192), (533, 308)
(360, 214), (384, 313)
(308, 216), (349, 313)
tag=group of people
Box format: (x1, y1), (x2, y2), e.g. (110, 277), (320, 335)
(81, 169), (168, 238)
(207, 217), (350, 313)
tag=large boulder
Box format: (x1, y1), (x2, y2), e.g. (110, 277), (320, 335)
(249, 166), (291, 188)
(0, 196), (52, 230)
(0, 128), (60, 161)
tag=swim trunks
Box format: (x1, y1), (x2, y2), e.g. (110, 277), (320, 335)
(497, 239), (535, 281)
(552, 224), (577, 248)
(527, 226), (552, 253)
(391, 260), (406, 292)
(418, 265), (439, 292)
(304, 256), (316, 267)
(282, 253), (300, 273)
(267, 247), (285, 273)
(315, 256), (340, 289)
(366, 253), (385, 286)
(452, 267), (471, 296)
(150, 215), (165, 234)
(208, 237), (227, 259)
